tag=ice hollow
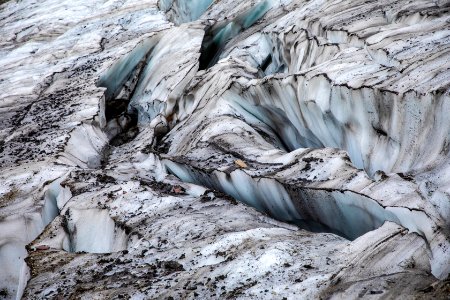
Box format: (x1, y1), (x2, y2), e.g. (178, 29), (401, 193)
(159, 0), (214, 24)
(0, 177), (70, 299)
(235, 74), (450, 176)
(98, 38), (159, 103)
(126, 24), (204, 124)
(160, 49), (449, 278)
(162, 150), (450, 278)
(211, 3), (450, 176)
(163, 161), (395, 240)
(199, 0), (272, 70)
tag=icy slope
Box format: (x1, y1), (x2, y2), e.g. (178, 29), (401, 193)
(0, 0), (449, 299)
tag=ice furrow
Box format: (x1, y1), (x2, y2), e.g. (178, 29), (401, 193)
(0, 0), (449, 298)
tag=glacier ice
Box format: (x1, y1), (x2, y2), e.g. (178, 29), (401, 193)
(0, 0), (449, 298)
(199, 0), (272, 70)
(98, 38), (158, 103)
(0, 174), (70, 299)
(126, 24), (204, 124)
(159, 0), (214, 24)
(62, 208), (128, 253)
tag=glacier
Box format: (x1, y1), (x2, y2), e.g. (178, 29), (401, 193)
(0, 0), (449, 299)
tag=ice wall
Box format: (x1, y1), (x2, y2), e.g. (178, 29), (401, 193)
(127, 25), (204, 124)
(199, 0), (272, 69)
(63, 208), (128, 253)
(159, 0), (214, 24)
(0, 178), (70, 299)
(162, 157), (450, 278)
(237, 75), (450, 176)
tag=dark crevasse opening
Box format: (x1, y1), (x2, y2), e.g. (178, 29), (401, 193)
(232, 100), (324, 152)
(260, 54), (273, 73)
(163, 160), (404, 241)
(97, 39), (156, 102)
(97, 39), (159, 146)
(158, 0), (214, 24)
(199, 0), (272, 70)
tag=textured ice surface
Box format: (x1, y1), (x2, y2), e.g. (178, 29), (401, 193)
(0, 0), (449, 298)
(62, 208), (128, 253)
(128, 24), (204, 124)
(198, 1), (272, 70)
(159, 0), (214, 24)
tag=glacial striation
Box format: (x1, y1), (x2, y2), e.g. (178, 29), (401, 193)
(0, 0), (449, 299)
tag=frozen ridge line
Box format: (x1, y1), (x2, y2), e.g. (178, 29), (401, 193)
(0, 0), (449, 299)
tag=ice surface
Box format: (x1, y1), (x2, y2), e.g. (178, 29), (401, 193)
(159, 0), (214, 24)
(0, 0), (449, 298)
(199, 0), (272, 69)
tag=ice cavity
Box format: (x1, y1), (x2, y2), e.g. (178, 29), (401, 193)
(159, 0), (214, 24)
(98, 24), (204, 125)
(0, 178), (70, 300)
(98, 38), (158, 103)
(163, 161), (398, 240)
(62, 208), (128, 253)
(129, 25), (204, 124)
(41, 179), (71, 226)
(163, 160), (450, 279)
(227, 78), (450, 176)
(199, 0), (272, 70)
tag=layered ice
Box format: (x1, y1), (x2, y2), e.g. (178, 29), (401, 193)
(127, 24), (204, 124)
(155, 0), (450, 278)
(0, 177), (70, 299)
(236, 61), (450, 176)
(98, 38), (159, 102)
(162, 157), (450, 278)
(62, 208), (128, 253)
(199, 0), (272, 69)
(0, 0), (449, 298)
(159, 0), (214, 24)
(163, 160), (397, 239)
